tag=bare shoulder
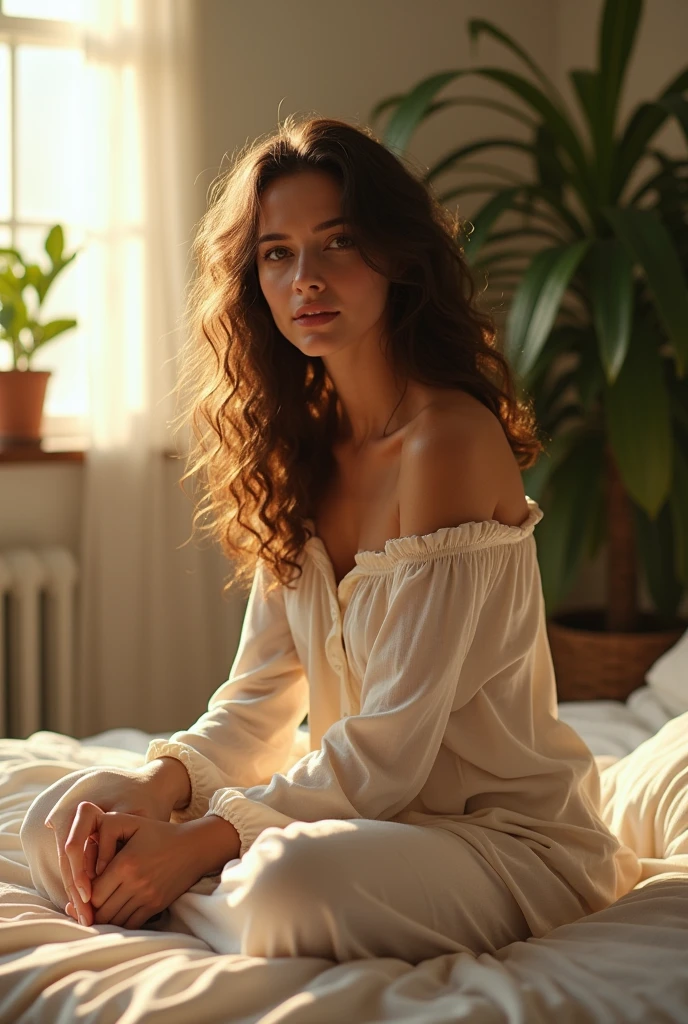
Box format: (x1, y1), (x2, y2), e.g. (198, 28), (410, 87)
(398, 390), (528, 538)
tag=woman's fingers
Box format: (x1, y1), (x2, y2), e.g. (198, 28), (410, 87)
(64, 802), (106, 904)
(91, 881), (133, 925)
(89, 814), (142, 915)
(53, 832), (93, 925)
(84, 834), (99, 881)
(94, 822), (123, 877)
(45, 815), (85, 916)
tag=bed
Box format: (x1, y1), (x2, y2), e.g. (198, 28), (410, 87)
(0, 676), (687, 1023)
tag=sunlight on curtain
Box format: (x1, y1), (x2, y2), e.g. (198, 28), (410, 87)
(4, 0), (247, 736)
(73, 0), (240, 736)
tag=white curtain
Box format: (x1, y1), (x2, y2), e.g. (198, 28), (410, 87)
(74, 0), (247, 737)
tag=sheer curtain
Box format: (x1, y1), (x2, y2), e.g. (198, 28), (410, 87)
(74, 0), (247, 737)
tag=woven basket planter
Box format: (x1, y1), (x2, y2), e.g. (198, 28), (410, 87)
(547, 608), (687, 702)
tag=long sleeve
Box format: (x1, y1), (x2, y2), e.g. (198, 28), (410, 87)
(144, 558), (310, 822)
(206, 543), (499, 856)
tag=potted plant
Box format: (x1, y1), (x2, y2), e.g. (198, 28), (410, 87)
(369, 0), (688, 700)
(0, 224), (79, 449)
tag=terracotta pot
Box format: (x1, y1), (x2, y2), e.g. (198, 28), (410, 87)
(0, 369), (51, 449)
(547, 608), (687, 702)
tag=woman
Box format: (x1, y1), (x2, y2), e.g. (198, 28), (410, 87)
(21, 115), (641, 963)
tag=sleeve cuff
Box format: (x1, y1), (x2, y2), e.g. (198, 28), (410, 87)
(207, 789), (300, 857)
(144, 739), (212, 823)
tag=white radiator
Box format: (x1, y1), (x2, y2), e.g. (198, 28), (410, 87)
(0, 547), (79, 738)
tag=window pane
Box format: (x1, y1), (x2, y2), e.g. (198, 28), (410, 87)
(0, 45), (10, 221)
(14, 225), (89, 417)
(3, 0), (86, 22)
(16, 45), (87, 223)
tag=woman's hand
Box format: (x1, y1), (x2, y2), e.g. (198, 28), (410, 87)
(66, 804), (241, 930)
(43, 760), (190, 925)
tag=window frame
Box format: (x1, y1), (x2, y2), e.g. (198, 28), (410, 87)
(0, 5), (89, 443)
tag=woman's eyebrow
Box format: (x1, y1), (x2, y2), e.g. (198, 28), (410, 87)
(257, 217), (348, 244)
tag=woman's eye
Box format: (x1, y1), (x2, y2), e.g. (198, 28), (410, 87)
(262, 234), (355, 262)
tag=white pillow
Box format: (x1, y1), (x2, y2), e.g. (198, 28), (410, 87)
(645, 627), (688, 717)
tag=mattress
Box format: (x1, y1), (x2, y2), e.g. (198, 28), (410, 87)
(0, 686), (686, 1023)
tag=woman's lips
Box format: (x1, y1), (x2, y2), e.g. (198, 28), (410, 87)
(294, 312), (340, 326)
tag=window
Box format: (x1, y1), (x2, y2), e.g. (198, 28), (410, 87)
(0, 0), (144, 442)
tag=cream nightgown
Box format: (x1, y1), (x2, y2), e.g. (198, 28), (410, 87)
(20, 495), (643, 963)
(139, 495), (641, 959)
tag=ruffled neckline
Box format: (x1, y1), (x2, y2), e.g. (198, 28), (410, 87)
(305, 495), (543, 577)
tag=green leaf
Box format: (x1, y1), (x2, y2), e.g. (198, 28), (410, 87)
(586, 478), (607, 559)
(467, 18), (568, 110)
(32, 318), (78, 346)
(533, 123), (566, 201)
(586, 238), (634, 383)
(22, 263), (44, 296)
(526, 323), (591, 389)
(483, 226), (567, 247)
(440, 164), (525, 192)
(474, 248), (532, 270)
(656, 92), (688, 148)
(614, 103), (669, 199)
(569, 69), (601, 138)
(667, 371), (688, 433)
(612, 69), (688, 199)
(534, 431), (605, 612)
(468, 68), (592, 196)
(605, 317), (673, 517)
(602, 206), (688, 377)
(0, 291), (28, 339)
(0, 247), (25, 266)
(0, 275), (23, 303)
(669, 428), (688, 583)
(437, 94), (538, 128)
(598, 0), (643, 141)
(569, 68), (614, 202)
(45, 225), (65, 266)
(575, 332), (607, 413)
(382, 70), (466, 154)
(369, 93), (406, 125)
(632, 498), (684, 622)
(462, 187), (523, 262)
(506, 241), (590, 378)
(510, 193), (586, 239)
(0, 304), (16, 331)
(426, 138), (534, 183)
(521, 431), (576, 501)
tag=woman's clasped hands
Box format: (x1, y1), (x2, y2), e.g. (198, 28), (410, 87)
(43, 760), (242, 930)
(59, 806), (217, 930)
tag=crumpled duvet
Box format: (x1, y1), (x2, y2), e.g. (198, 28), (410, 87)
(0, 716), (686, 1024)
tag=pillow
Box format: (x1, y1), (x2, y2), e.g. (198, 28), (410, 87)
(645, 627), (688, 717)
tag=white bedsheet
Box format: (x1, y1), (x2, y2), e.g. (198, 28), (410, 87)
(0, 699), (686, 1023)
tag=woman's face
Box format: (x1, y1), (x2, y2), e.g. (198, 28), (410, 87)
(255, 170), (390, 357)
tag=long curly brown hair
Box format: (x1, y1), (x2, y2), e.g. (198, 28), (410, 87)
(172, 114), (544, 596)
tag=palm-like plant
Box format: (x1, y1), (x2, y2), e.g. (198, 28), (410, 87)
(370, 0), (688, 637)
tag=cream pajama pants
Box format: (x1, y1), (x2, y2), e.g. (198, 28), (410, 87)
(21, 767), (533, 964)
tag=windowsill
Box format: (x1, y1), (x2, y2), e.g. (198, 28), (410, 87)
(0, 439), (87, 463)
(0, 440), (179, 463)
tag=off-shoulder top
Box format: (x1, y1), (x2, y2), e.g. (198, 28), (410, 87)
(144, 495), (642, 936)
